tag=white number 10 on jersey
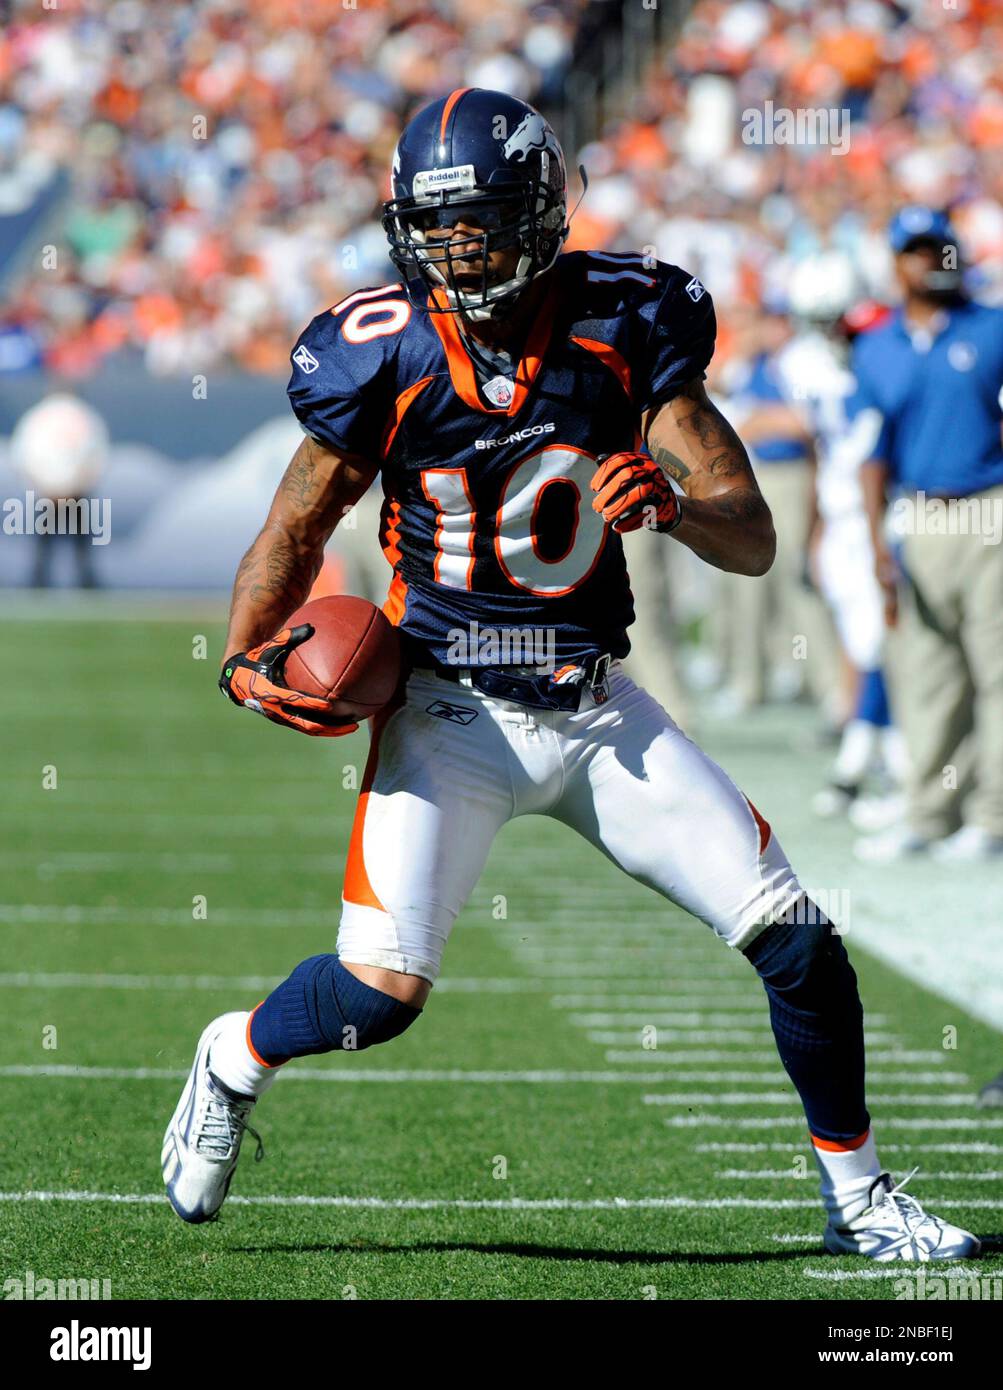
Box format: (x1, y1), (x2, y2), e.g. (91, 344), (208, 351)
(421, 446), (607, 597)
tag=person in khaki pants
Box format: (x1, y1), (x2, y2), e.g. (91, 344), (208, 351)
(857, 206), (1003, 1110)
(855, 206), (1003, 863)
(885, 497), (1003, 849)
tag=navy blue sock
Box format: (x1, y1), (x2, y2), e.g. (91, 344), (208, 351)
(856, 667), (890, 727)
(742, 906), (869, 1144)
(250, 955), (421, 1065)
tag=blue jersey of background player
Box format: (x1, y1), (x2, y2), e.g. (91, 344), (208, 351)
(287, 248), (715, 686)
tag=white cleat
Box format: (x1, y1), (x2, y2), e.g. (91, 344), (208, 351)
(162, 1013), (264, 1224)
(853, 825), (930, 863)
(848, 791), (907, 833)
(929, 825), (1003, 862)
(824, 1171), (981, 1262)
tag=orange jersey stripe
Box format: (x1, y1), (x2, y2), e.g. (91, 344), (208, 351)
(430, 279), (558, 415)
(381, 376), (434, 459)
(379, 497), (408, 626)
(570, 335), (633, 401)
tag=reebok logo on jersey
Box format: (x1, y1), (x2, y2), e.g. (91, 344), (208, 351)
(685, 277), (706, 302)
(426, 700), (479, 725)
(475, 422), (555, 449)
(293, 344), (319, 373)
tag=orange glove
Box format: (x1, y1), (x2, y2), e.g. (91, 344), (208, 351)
(590, 451), (682, 534)
(219, 626), (359, 737)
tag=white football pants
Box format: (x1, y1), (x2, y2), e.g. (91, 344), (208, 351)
(338, 665), (803, 983)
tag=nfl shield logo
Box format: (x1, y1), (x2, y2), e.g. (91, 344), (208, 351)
(483, 374), (514, 408)
(293, 344), (319, 373)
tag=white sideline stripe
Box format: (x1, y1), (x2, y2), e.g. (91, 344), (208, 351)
(668, 1116), (1003, 1130)
(1, 1190), (999, 1213)
(698, 1142), (1003, 1155)
(717, 1168), (1003, 1182)
(643, 1092), (977, 1107)
(0, 1065), (777, 1085)
(772, 1233), (820, 1243)
(0, 972), (540, 995)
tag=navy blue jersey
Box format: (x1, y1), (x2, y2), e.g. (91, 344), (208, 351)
(287, 250), (715, 666)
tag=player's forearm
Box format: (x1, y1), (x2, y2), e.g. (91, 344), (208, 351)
(860, 458), (889, 556)
(222, 523), (324, 661)
(645, 384), (776, 576)
(671, 491), (776, 575)
(222, 434), (377, 662)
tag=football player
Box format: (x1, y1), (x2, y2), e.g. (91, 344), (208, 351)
(163, 90), (978, 1261)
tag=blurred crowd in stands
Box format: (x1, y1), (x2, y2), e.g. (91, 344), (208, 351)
(2, 0), (1002, 379)
(0, 0), (580, 376)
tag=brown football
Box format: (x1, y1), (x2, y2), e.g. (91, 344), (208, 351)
(282, 595), (401, 719)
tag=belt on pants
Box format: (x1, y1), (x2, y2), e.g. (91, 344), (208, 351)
(409, 652), (613, 712)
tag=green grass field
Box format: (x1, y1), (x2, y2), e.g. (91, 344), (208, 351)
(2, 606), (1001, 1300)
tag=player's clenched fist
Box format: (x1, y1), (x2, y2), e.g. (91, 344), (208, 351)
(219, 626), (359, 737)
(590, 451), (682, 534)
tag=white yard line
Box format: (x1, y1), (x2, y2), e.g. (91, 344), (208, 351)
(587, 1035), (935, 1062)
(698, 1142), (1003, 1155)
(0, 1189), (998, 1212)
(602, 1061), (961, 1084)
(0, 904), (334, 927)
(642, 1092), (977, 1106)
(717, 1168), (1003, 1181)
(800, 1266), (979, 1282)
(0, 972), (541, 995)
(563, 1010), (890, 1025)
(555, 1000), (755, 1011)
(667, 1115), (1003, 1130)
(0, 1064), (812, 1085)
(603, 1061), (968, 1082)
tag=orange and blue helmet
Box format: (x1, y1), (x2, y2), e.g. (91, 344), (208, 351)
(383, 88), (568, 322)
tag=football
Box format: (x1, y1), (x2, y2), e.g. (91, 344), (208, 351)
(282, 594), (401, 719)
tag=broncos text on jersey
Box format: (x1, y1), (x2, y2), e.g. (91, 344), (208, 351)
(287, 250), (715, 668)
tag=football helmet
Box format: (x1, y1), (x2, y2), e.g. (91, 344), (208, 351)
(383, 88), (568, 321)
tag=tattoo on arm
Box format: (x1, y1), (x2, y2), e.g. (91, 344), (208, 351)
(280, 436), (324, 509)
(225, 432), (378, 653)
(649, 443), (690, 483)
(715, 488), (770, 524)
(229, 533), (320, 619)
(670, 381), (751, 479)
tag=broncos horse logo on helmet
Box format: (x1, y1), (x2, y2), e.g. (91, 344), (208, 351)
(383, 88), (568, 322)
